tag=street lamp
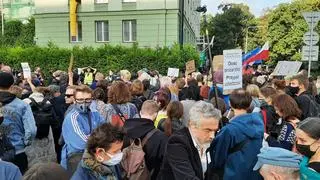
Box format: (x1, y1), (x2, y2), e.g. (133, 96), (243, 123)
(245, 25), (265, 53)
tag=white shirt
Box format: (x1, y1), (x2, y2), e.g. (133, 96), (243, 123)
(189, 128), (210, 174)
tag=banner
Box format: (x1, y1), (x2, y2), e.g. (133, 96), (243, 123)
(272, 61), (302, 76)
(223, 49), (243, 94)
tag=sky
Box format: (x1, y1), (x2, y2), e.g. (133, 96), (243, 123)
(201, 0), (292, 17)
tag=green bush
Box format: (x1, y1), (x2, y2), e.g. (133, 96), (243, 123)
(0, 43), (199, 77)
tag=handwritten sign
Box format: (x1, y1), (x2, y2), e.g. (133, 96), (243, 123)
(167, 68), (179, 77)
(185, 60), (196, 75)
(21, 62), (31, 79)
(223, 49), (243, 93)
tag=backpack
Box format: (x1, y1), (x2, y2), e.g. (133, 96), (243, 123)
(131, 96), (146, 111)
(29, 98), (54, 139)
(302, 95), (320, 118)
(121, 129), (158, 180)
(0, 105), (15, 162)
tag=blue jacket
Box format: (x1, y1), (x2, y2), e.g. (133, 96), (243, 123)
(209, 113), (264, 180)
(61, 109), (105, 169)
(0, 161), (22, 180)
(2, 97), (37, 154)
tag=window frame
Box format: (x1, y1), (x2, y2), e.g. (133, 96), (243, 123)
(69, 21), (83, 43)
(122, 20), (137, 43)
(95, 21), (110, 42)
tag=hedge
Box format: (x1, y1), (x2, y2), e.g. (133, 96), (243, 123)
(0, 43), (199, 77)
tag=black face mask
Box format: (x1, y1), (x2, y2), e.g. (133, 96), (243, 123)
(296, 141), (318, 158)
(288, 86), (299, 95)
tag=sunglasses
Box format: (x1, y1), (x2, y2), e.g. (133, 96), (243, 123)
(65, 94), (73, 98)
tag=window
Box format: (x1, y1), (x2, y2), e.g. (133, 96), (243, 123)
(123, 20), (136, 42)
(96, 21), (109, 42)
(95, 0), (108, 3)
(69, 22), (82, 42)
(123, 0), (136, 2)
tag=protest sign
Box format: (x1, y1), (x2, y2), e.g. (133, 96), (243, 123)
(223, 49), (242, 94)
(21, 62), (31, 79)
(272, 61), (302, 76)
(167, 68), (179, 77)
(185, 60), (196, 75)
(213, 55), (224, 71)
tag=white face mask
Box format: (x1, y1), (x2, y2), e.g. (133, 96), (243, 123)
(103, 152), (123, 166)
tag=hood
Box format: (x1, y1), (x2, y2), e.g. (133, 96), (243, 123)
(0, 91), (16, 105)
(230, 112), (264, 139)
(123, 118), (155, 138)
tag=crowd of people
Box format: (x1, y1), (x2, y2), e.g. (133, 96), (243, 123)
(0, 62), (320, 180)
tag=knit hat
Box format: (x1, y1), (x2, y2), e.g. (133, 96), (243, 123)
(0, 72), (14, 89)
(253, 147), (303, 171)
(48, 85), (61, 94)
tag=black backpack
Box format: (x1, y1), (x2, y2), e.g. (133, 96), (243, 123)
(29, 98), (54, 139)
(302, 95), (320, 118)
(131, 96), (146, 111)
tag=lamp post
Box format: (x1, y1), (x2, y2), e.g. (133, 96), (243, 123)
(245, 25), (267, 53)
(1, 0), (4, 36)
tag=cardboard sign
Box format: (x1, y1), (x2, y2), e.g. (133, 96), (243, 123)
(185, 60), (196, 75)
(213, 55), (224, 71)
(21, 62), (31, 79)
(223, 49), (243, 94)
(272, 61), (302, 76)
(167, 68), (179, 77)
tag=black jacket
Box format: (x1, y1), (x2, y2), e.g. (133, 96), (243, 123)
(157, 127), (203, 180)
(295, 91), (312, 120)
(157, 118), (184, 135)
(123, 118), (168, 180)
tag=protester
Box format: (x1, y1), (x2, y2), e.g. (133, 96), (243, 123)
(289, 74), (313, 120)
(179, 78), (201, 101)
(158, 101), (184, 136)
(180, 99), (197, 127)
(246, 84), (261, 111)
(210, 97), (228, 127)
(34, 67), (44, 86)
(1, 65), (12, 73)
(105, 81), (139, 126)
(130, 79), (147, 111)
(64, 85), (77, 115)
(259, 87), (282, 137)
(72, 123), (124, 180)
(23, 162), (70, 180)
(123, 100), (168, 179)
(82, 67), (97, 86)
(9, 85), (23, 99)
(90, 72), (104, 90)
(142, 79), (155, 100)
(207, 89), (264, 180)
(120, 69), (131, 85)
(295, 117), (320, 179)
(0, 72), (37, 174)
(157, 101), (221, 180)
(92, 88), (108, 119)
(154, 87), (171, 128)
(61, 85), (105, 174)
(0, 160), (22, 180)
(264, 94), (301, 150)
(96, 80), (109, 103)
(253, 147), (301, 180)
(272, 79), (286, 93)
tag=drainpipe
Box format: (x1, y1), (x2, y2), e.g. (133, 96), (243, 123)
(164, 0), (167, 46)
(179, 0), (184, 47)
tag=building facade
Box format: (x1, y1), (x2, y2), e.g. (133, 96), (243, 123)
(34, 0), (201, 48)
(2, 0), (35, 21)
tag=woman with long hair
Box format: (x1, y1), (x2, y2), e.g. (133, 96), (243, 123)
(158, 101), (184, 136)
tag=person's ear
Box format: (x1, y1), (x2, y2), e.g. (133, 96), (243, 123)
(270, 171), (282, 180)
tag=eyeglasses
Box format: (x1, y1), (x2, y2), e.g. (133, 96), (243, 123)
(65, 94), (73, 98)
(75, 98), (92, 103)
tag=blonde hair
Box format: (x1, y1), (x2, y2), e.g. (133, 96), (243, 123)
(141, 100), (159, 116)
(120, 70), (131, 81)
(246, 84), (260, 98)
(95, 72), (105, 81)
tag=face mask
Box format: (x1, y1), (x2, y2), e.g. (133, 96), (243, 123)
(296, 141), (318, 158)
(288, 86), (299, 95)
(76, 103), (91, 113)
(103, 152), (123, 166)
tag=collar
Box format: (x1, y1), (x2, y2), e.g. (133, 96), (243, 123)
(82, 150), (116, 177)
(188, 128), (201, 151)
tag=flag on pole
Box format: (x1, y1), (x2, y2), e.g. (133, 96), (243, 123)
(243, 42), (269, 66)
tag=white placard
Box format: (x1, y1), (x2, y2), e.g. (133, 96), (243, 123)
(223, 49), (243, 92)
(167, 68), (179, 77)
(21, 62), (31, 79)
(272, 61), (302, 76)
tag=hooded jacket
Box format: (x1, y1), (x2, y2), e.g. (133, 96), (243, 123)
(0, 92), (37, 154)
(123, 118), (168, 180)
(61, 108), (105, 169)
(209, 113), (264, 180)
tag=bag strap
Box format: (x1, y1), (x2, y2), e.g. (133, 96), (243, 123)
(88, 110), (92, 133)
(142, 129), (158, 147)
(29, 97), (40, 107)
(228, 139), (250, 154)
(111, 104), (126, 123)
(261, 109), (267, 132)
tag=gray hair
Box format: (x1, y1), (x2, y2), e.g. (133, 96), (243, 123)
(260, 164), (300, 180)
(189, 101), (221, 127)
